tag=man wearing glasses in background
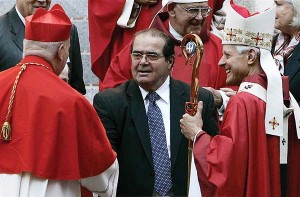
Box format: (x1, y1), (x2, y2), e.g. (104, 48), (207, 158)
(101, 0), (227, 92)
(93, 28), (219, 196)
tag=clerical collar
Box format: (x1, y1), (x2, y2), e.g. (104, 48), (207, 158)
(169, 22), (183, 41)
(139, 76), (170, 104)
(15, 6), (26, 25)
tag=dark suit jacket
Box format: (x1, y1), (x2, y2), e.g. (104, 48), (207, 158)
(272, 35), (300, 103)
(93, 78), (219, 196)
(285, 42), (300, 103)
(0, 6), (86, 94)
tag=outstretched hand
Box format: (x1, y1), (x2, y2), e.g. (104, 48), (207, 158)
(220, 87), (237, 97)
(180, 101), (203, 140)
(204, 87), (237, 108)
(203, 87), (223, 107)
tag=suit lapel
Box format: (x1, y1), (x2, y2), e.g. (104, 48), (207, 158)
(285, 43), (300, 82)
(127, 81), (153, 166)
(170, 79), (189, 170)
(9, 7), (25, 51)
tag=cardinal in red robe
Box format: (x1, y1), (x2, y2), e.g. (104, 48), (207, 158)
(180, 2), (300, 196)
(0, 5), (118, 196)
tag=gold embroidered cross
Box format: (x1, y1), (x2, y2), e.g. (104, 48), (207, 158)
(269, 117), (279, 130)
(251, 32), (263, 46)
(227, 28), (237, 41)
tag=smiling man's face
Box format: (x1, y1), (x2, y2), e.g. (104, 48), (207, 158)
(16, 0), (51, 17)
(218, 45), (250, 86)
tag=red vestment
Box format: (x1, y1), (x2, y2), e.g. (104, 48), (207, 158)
(101, 11), (227, 90)
(0, 56), (116, 180)
(194, 74), (300, 196)
(88, 0), (162, 81)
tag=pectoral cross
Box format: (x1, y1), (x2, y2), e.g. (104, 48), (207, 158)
(251, 32), (263, 46)
(227, 28), (236, 41)
(269, 117), (279, 130)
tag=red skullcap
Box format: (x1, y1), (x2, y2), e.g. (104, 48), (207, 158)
(25, 4), (71, 42)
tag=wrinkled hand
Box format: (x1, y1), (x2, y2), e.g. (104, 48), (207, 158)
(203, 87), (223, 107)
(220, 87), (236, 97)
(180, 101), (203, 140)
(134, 0), (158, 5)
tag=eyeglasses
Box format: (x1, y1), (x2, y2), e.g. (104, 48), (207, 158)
(178, 4), (212, 18)
(131, 52), (164, 62)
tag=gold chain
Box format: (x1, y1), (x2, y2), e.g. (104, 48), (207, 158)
(1, 62), (52, 141)
(16, 62), (52, 72)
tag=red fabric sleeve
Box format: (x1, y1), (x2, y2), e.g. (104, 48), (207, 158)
(101, 41), (133, 90)
(194, 92), (280, 196)
(88, 0), (125, 80)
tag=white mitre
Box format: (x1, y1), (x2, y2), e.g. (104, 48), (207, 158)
(223, 1), (284, 137)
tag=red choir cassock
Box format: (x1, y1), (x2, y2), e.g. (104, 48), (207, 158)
(0, 56), (116, 180)
(88, 0), (163, 81)
(194, 74), (300, 196)
(101, 10), (226, 90)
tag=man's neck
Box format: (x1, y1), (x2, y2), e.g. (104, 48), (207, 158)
(15, 6), (26, 25)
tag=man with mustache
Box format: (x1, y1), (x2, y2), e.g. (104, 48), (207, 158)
(0, 0), (86, 94)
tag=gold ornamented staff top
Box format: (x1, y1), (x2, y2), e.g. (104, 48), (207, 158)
(181, 34), (203, 116)
(180, 33), (203, 197)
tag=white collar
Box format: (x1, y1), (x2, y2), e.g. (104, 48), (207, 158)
(15, 6), (26, 25)
(139, 76), (170, 104)
(169, 22), (183, 41)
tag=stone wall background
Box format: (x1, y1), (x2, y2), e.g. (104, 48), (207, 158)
(232, 0), (274, 13)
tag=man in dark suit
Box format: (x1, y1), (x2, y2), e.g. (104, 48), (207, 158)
(271, 1), (300, 195)
(0, 0), (86, 94)
(93, 28), (219, 196)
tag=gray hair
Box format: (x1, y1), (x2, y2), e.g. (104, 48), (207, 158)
(23, 39), (68, 64)
(286, 0), (300, 28)
(236, 45), (260, 56)
(131, 28), (175, 60)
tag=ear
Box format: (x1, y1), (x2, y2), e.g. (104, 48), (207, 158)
(247, 48), (258, 65)
(167, 3), (176, 17)
(57, 44), (65, 60)
(167, 55), (175, 69)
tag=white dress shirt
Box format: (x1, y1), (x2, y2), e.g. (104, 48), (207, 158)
(139, 76), (171, 157)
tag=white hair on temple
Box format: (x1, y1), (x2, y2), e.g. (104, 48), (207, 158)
(235, 45), (260, 55)
(23, 39), (69, 69)
(286, 0), (300, 28)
